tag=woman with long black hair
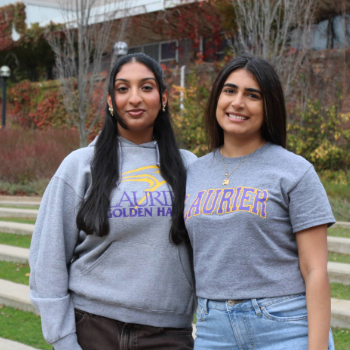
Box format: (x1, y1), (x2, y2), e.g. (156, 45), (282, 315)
(30, 53), (196, 350)
(184, 55), (335, 349)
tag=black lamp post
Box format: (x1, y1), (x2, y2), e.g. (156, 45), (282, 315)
(0, 66), (11, 128)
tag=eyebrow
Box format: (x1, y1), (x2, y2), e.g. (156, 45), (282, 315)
(223, 83), (262, 95)
(114, 77), (156, 83)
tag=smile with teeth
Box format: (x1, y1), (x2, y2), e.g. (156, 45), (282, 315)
(227, 113), (249, 120)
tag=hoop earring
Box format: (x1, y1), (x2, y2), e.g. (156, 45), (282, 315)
(109, 107), (114, 116)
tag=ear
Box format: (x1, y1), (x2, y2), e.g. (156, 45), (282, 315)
(107, 93), (112, 109)
(161, 91), (168, 108)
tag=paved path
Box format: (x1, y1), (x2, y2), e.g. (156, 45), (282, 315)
(0, 338), (40, 350)
(0, 208), (38, 219)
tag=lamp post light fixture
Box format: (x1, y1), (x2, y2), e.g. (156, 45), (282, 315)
(113, 41), (128, 60)
(0, 66), (11, 128)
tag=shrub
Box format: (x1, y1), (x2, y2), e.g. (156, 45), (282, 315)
(0, 128), (79, 184)
(287, 100), (350, 172)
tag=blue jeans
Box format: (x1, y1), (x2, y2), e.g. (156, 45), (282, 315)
(195, 294), (334, 350)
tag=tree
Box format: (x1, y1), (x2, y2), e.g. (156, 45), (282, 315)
(47, 0), (130, 147)
(229, 0), (316, 98)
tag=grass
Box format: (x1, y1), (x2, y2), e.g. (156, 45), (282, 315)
(0, 261), (30, 285)
(0, 306), (50, 350)
(0, 217), (36, 225)
(0, 232), (32, 248)
(332, 328), (350, 350)
(328, 252), (350, 265)
(328, 197), (350, 222)
(331, 283), (350, 301)
(328, 227), (350, 239)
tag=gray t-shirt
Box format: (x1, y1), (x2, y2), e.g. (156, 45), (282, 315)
(185, 142), (335, 300)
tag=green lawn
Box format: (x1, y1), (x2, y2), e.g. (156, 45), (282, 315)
(331, 283), (350, 301)
(0, 233), (32, 248)
(328, 252), (350, 265)
(0, 306), (50, 350)
(328, 227), (350, 239)
(0, 261), (30, 285)
(0, 217), (36, 225)
(332, 328), (350, 350)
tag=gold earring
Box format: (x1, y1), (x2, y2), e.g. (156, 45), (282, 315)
(162, 104), (166, 112)
(109, 107), (114, 116)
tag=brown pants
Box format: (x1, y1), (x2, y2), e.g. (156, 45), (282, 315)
(74, 309), (194, 350)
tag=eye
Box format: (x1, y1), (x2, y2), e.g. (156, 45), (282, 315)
(142, 85), (154, 91)
(247, 93), (260, 99)
(223, 88), (236, 94)
(116, 86), (128, 93)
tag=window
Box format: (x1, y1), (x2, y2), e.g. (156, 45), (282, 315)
(128, 41), (177, 64)
(203, 33), (232, 62)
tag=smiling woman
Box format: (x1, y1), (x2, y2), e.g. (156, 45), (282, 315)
(107, 61), (167, 144)
(185, 55), (335, 350)
(29, 53), (197, 350)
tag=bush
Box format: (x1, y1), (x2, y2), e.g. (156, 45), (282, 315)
(287, 101), (350, 172)
(0, 128), (79, 185)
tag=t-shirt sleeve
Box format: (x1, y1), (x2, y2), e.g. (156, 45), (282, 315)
(288, 166), (335, 233)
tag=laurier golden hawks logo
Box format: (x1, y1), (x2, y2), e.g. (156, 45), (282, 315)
(108, 166), (173, 218)
(184, 187), (268, 222)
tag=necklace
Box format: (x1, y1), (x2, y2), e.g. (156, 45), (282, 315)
(220, 145), (261, 186)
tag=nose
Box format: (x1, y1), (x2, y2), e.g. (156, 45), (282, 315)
(129, 87), (142, 106)
(231, 92), (245, 110)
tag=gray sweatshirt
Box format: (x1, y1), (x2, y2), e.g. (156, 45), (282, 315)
(29, 137), (197, 350)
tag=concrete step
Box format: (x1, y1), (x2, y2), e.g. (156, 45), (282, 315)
(331, 298), (350, 329)
(0, 208), (38, 219)
(0, 244), (29, 264)
(0, 202), (40, 208)
(0, 279), (36, 314)
(0, 196), (41, 203)
(334, 221), (350, 229)
(328, 236), (350, 255)
(0, 338), (40, 350)
(328, 262), (350, 285)
(0, 222), (34, 235)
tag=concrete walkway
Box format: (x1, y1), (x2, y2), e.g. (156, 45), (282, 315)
(0, 338), (40, 350)
(0, 208), (38, 219)
(0, 221), (34, 235)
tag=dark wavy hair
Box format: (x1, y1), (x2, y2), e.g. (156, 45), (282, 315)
(76, 53), (188, 244)
(205, 55), (287, 150)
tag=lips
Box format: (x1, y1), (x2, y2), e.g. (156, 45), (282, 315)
(127, 109), (145, 117)
(226, 113), (249, 121)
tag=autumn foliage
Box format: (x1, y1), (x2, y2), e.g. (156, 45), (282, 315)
(0, 128), (79, 184)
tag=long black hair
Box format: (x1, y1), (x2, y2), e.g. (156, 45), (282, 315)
(76, 53), (188, 245)
(205, 55), (287, 151)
